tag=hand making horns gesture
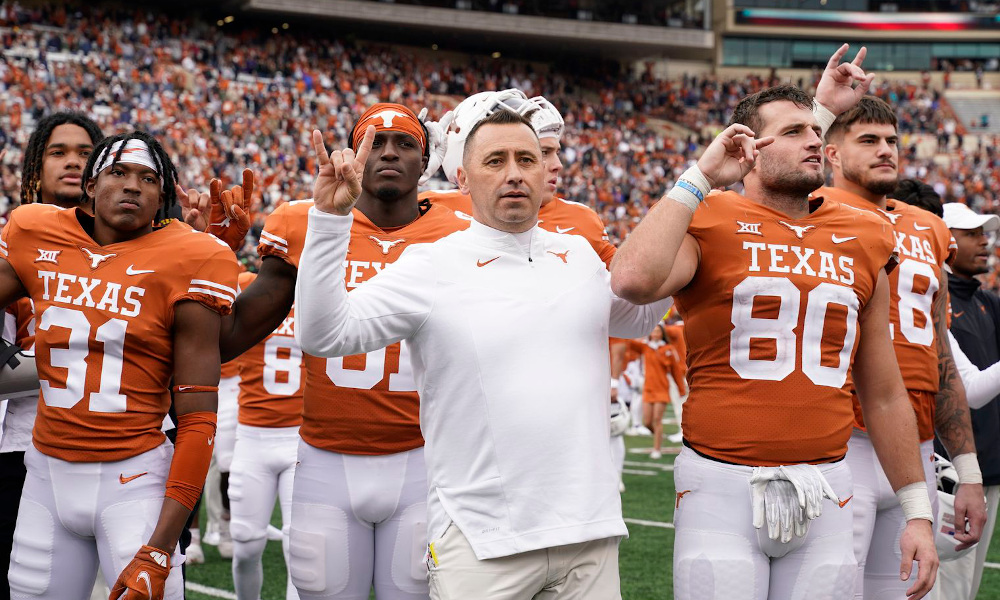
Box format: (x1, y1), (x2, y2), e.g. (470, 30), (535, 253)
(311, 125), (375, 216)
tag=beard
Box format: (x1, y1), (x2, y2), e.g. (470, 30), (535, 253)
(842, 161), (898, 196)
(757, 156), (825, 197)
(52, 189), (86, 205)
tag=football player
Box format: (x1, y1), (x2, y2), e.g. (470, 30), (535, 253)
(611, 46), (939, 599)
(229, 270), (303, 600)
(1, 111), (104, 600)
(820, 96), (986, 598)
(421, 91), (616, 267)
(3, 131), (239, 599)
(217, 103), (468, 599)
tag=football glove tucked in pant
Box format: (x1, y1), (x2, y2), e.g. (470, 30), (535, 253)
(110, 544), (171, 600)
(749, 464), (841, 543)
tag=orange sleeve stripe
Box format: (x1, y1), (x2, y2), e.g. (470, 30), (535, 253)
(164, 411), (217, 511)
(171, 385), (219, 394)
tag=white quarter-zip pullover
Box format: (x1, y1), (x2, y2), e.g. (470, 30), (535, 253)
(296, 208), (671, 559)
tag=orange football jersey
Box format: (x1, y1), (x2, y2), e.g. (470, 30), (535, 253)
(626, 339), (687, 402)
(258, 200), (469, 455)
(819, 187), (955, 441)
(1, 204), (239, 462)
(664, 323), (687, 381)
(6, 297), (35, 350)
(674, 191), (896, 466)
(420, 190), (616, 267)
(234, 271), (303, 428)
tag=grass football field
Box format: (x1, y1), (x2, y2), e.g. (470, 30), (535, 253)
(185, 425), (1000, 599)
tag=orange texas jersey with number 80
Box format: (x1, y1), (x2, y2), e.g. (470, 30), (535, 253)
(0, 203), (239, 463)
(420, 189), (617, 268)
(819, 188), (956, 441)
(258, 200), (469, 455)
(674, 191), (896, 467)
(234, 271), (304, 428)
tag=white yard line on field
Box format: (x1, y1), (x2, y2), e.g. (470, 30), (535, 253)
(624, 517), (675, 530)
(186, 581), (239, 599)
(622, 468), (660, 476)
(623, 460), (674, 471)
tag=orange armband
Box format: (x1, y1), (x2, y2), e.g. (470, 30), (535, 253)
(164, 411), (217, 511)
(172, 384), (219, 394)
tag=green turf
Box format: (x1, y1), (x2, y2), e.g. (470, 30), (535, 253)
(184, 426), (1000, 599)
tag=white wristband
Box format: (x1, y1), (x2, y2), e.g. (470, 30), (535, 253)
(812, 99), (837, 139)
(610, 379), (619, 391)
(953, 453), (983, 485)
(666, 165), (713, 213)
(896, 482), (934, 522)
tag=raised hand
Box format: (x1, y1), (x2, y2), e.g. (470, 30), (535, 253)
(695, 124), (774, 189)
(311, 125), (375, 216)
(418, 108), (454, 184)
(815, 43), (876, 116)
(206, 168), (254, 252)
(177, 185), (211, 231)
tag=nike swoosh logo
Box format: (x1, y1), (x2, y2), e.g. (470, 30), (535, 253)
(555, 226), (575, 234)
(138, 571), (152, 598)
(477, 256), (500, 267)
(207, 436), (214, 446)
(125, 265), (154, 275)
(119, 472), (149, 485)
(953, 311), (964, 318)
(913, 223), (931, 231)
(838, 495), (853, 508)
(177, 385), (194, 392)
(831, 235), (857, 244)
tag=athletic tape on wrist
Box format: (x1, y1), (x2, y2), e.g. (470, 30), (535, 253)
(812, 100), (837, 138)
(667, 166), (712, 213)
(896, 482), (934, 522)
(953, 453), (983, 485)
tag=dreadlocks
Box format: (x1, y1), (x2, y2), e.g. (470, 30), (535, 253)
(20, 112), (104, 204)
(82, 130), (179, 223)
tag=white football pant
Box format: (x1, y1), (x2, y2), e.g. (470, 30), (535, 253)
(229, 424), (300, 600)
(847, 432), (937, 599)
(214, 374), (241, 472)
(289, 441), (429, 599)
(672, 446), (856, 600)
(8, 443), (183, 600)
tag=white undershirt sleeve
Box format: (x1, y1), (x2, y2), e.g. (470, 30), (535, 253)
(948, 330), (1000, 410)
(606, 274), (674, 338)
(295, 207), (435, 358)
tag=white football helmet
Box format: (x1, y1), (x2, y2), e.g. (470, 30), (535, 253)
(610, 400), (631, 437)
(440, 88), (529, 184)
(523, 96), (565, 140)
(934, 454), (977, 561)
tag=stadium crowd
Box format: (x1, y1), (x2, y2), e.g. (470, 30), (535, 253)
(0, 2), (998, 265)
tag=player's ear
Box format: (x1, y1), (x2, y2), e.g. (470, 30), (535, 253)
(85, 178), (97, 202)
(421, 153), (428, 172)
(457, 166), (470, 195)
(824, 143), (841, 169)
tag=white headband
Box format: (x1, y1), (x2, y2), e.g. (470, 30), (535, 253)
(92, 139), (162, 188)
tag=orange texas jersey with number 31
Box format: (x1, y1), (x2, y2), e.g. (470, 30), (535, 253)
(235, 271), (304, 428)
(819, 188), (956, 441)
(258, 200), (469, 455)
(674, 191), (896, 466)
(420, 189), (617, 267)
(0, 203), (239, 463)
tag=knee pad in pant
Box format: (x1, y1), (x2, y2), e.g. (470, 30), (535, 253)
(289, 503), (351, 597)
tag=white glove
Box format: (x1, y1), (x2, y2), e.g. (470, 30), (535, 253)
(750, 464), (841, 543)
(418, 108), (454, 185)
(778, 464), (841, 520)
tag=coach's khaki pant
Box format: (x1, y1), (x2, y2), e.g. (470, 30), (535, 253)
(427, 525), (621, 599)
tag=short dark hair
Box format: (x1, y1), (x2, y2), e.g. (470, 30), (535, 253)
(463, 108), (537, 163)
(21, 111), (104, 204)
(729, 85), (813, 134)
(890, 178), (943, 218)
(826, 96), (898, 142)
(82, 130), (179, 223)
